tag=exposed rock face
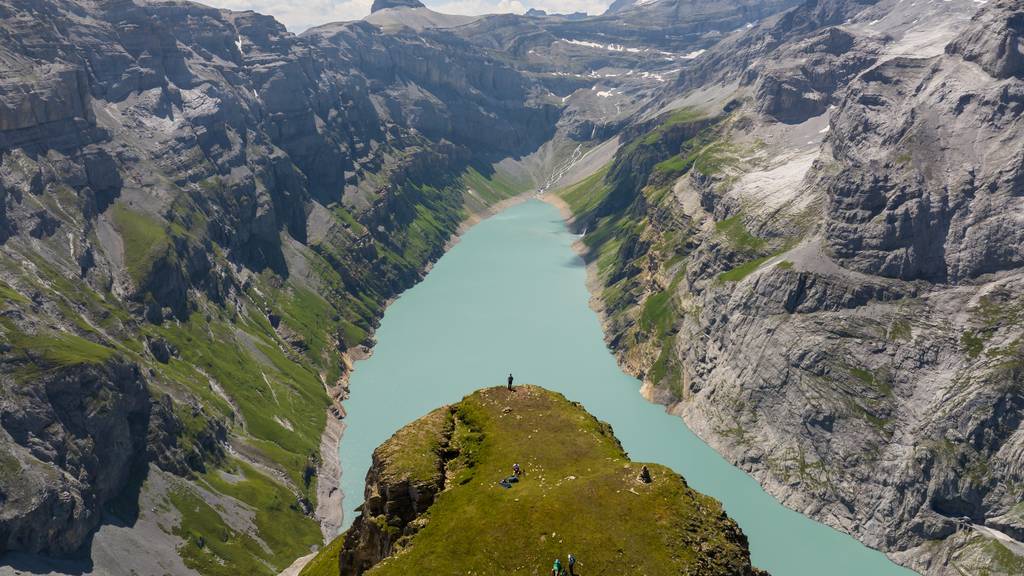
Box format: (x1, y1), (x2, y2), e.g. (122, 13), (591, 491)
(0, 361), (150, 554)
(822, 14), (1024, 282)
(560, 1), (1024, 574)
(337, 408), (451, 575)
(749, 27), (880, 123)
(0, 0), (556, 565)
(946, 0), (1024, 80)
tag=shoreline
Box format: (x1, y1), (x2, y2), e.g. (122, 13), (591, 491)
(541, 195), (922, 574)
(294, 189), (538, 575)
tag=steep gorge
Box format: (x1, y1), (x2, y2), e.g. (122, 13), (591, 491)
(0, 0), (1021, 574)
(553, 1), (1024, 574)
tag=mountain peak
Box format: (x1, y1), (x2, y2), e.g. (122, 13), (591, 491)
(370, 0), (425, 12)
(946, 0), (1023, 79)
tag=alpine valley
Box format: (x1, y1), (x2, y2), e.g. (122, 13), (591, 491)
(0, 0), (1021, 575)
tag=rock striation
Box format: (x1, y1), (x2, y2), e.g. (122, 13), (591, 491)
(556, 1), (1024, 574)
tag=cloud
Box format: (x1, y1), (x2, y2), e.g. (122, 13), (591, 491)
(208, 0), (373, 32)
(204, 0), (613, 32)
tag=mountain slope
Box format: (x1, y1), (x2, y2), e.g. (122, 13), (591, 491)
(0, 0), (813, 574)
(552, 1), (1024, 574)
(0, 0), (553, 570)
(304, 386), (766, 576)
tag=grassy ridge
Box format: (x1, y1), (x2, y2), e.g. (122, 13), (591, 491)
(312, 386), (758, 576)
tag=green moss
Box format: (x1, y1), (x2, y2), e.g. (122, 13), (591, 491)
(8, 330), (116, 368)
(849, 367), (892, 397)
(199, 460), (322, 569)
(111, 203), (172, 284)
(654, 155), (690, 174)
(299, 534), (344, 576)
(322, 386), (756, 575)
(714, 214), (766, 253)
(639, 273), (683, 339)
(962, 330), (987, 358)
(888, 319), (912, 341)
(776, 260), (794, 270)
(717, 255), (774, 283)
(0, 281), (28, 304)
(331, 205), (368, 235)
(556, 164), (612, 216)
(641, 107), (706, 145)
(648, 334), (679, 391)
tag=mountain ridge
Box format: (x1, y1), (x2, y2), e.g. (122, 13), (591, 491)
(1, 0), (1021, 575)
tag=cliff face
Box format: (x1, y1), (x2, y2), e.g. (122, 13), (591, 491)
(0, 0), (554, 567)
(0, 0), (814, 571)
(311, 386), (764, 576)
(557, 1), (1024, 574)
(0, 361), (150, 553)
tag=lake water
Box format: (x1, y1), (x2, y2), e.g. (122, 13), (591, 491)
(337, 199), (914, 575)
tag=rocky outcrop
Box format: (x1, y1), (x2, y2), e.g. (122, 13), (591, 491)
(0, 360), (150, 554)
(821, 7), (1024, 283)
(320, 387), (766, 575)
(946, 0), (1023, 80)
(337, 408), (451, 575)
(749, 27), (880, 123)
(563, 1), (1024, 574)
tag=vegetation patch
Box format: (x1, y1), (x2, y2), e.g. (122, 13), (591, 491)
(169, 487), (277, 576)
(717, 254), (775, 283)
(199, 459), (322, 569)
(322, 386), (757, 575)
(6, 329), (116, 369)
(714, 214), (766, 253)
(299, 534), (345, 576)
(961, 330), (987, 359)
(111, 203), (172, 284)
(556, 164), (612, 216)
(461, 166), (530, 204)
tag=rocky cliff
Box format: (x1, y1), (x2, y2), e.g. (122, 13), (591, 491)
(0, 0), (815, 573)
(0, 0), (555, 570)
(303, 386), (766, 576)
(3, 0), (1020, 574)
(554, 1), (1024, 574)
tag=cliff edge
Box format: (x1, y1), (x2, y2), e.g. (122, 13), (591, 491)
(301, 385), (765, 575)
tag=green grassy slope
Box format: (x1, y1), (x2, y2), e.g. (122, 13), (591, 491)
(306, 386), (760, 576)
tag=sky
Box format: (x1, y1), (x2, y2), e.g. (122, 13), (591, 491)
(207, 0), (614, 33)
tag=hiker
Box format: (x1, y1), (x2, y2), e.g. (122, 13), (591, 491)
(512, 463), (521, 477)
(567, 553), (576, 575)
(551, 558), (562, 576)
(507, 372), (514, 390)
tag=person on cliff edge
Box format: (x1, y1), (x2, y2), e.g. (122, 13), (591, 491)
(507, 372), (514, 391)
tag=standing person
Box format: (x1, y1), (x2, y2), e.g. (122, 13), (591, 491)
(567, 553), (576, 575)
(513, 463), (521, 477)
(551, 558), (562, 576)
(507, 372), (514, 390)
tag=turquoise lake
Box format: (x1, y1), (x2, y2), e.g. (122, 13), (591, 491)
(337, 198), (915, 575)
